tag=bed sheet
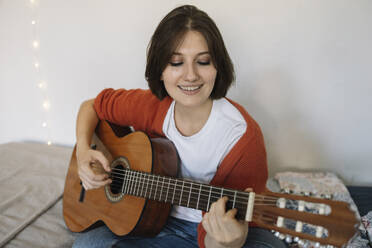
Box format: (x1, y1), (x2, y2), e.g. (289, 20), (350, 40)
(0, 142), (74, 247)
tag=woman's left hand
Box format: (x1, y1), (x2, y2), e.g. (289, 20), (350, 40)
(202, 195), (249, 248)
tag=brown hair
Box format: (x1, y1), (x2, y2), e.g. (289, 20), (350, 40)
(146, 5), (235, 100)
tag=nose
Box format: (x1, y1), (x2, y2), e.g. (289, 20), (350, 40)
(184, 63), (198, 82)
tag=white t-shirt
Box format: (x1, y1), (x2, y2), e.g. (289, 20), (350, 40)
(162, 98), (247, 222)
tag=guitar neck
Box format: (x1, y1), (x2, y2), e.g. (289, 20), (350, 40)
(111, 168), (250, 220)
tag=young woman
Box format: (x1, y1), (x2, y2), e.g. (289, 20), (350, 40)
(73, 5), (287, 248)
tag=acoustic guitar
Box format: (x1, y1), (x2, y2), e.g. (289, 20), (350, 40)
(63, 121), (359, 247)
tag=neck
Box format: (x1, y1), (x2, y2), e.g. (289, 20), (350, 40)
(117, 168), (251, 221)
(174, 99), (213, 136)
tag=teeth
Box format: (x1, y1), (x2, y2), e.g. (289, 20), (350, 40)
(178, 85), (201, 91)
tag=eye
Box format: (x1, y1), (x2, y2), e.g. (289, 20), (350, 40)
(197, 61), (211, 66)
(169, 62), (183, 67)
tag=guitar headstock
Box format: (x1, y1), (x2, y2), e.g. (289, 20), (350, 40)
(252, 190), (360, 247)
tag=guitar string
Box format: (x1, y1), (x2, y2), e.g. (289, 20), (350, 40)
(109, 167), (281, 203)
(109, 174), (277, 204)
(109, 171), (279, 203)
(109, 173), (279, 205)
(108, 180), (255, 207)
(108, 169), (280, 203)
(110, 174), (298, 225)
(107, 174), (278, 207)
(109, 168), (280, 201)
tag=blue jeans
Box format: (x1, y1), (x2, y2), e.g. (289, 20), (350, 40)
(73, 217), (287, 248)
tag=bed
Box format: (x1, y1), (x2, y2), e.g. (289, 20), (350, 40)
(0, 142), (371, 247)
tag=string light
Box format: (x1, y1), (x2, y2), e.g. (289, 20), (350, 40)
(42, 100), (51, 111)
(38, 80), (47, 89)
(30, 0), (53, 146)
(32, 40), (39, 49)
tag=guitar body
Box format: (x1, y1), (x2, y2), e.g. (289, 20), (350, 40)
(63, 121), (179, 236)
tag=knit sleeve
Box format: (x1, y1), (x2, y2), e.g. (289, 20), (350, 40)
(93, 88), (171, 136)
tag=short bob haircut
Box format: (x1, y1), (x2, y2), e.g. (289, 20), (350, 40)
(146, 5), (235, 100)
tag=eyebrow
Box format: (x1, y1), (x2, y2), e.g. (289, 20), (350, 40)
(172, 51), (210, 56)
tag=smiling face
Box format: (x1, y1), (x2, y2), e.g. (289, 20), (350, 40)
(161, 31), (217, 110)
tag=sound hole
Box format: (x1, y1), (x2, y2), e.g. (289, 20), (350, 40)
(110, 164), (125, 195)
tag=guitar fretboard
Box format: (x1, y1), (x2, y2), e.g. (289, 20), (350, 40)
(110, 168), (250, 220)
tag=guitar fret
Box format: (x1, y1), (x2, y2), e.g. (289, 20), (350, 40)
(179, 181), (185, 206)
(196, 184), (202, 210)
(155, 175), (159, 200)
(187, 182), (192, 207)
(221, 188), (224, 198)
(144, 173), (149, 198)
(139, 172), (143, 197)
(149, 175), (154, 199)
(140, 173), (145, 197)
(165, 177), (170, 202)
(172, 179), (177, 204)
(133, 171), (138, 196)
(123, 170), (128, 194)
(125, 170), (130, 194)
(207, 186), (212, 211)
(132, 171), (137, 195)
(128, 170), (132, 194)
(160, 177), (165, 202)
(232, 191), (237, 209)
(121, 170), (128, 194)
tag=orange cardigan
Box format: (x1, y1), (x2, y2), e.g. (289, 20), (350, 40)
(94, 88), (268, 248)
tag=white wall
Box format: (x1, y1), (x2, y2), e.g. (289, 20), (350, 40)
(1, 0), (371, 186)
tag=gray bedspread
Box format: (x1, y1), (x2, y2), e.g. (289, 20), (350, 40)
(0, 142), (75, 247)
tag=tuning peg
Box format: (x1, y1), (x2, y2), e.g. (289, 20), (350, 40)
(278, 233), (285, 240)
(319, 193), (333, 199)
(284, 235), (292, 244)
(294, 239), (310, 248)
(281, 188), (290, 194)
(298, 239), (304, 246)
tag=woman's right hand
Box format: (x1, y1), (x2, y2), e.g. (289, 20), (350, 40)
(76, 148), (112, 190)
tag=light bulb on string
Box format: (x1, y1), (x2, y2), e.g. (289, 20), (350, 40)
(32, 40), (39, 49)
(43, 100), (50, 111)
(38, 81), (47, 89)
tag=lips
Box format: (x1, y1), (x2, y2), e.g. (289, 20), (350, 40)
(177, 85), (202, 92)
